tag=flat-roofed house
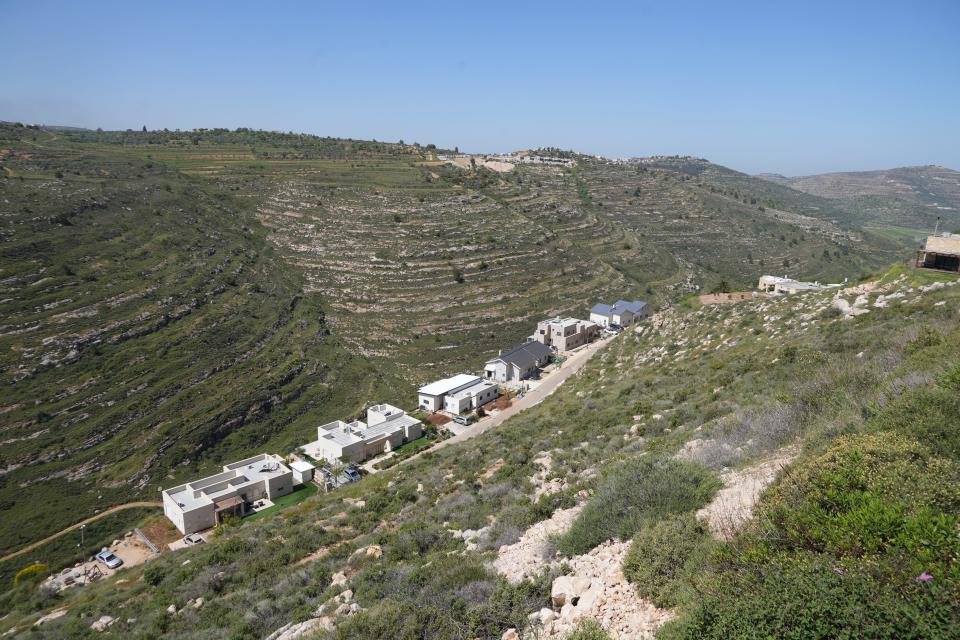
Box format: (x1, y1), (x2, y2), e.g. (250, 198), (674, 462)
(757, 275), (841, 294)
(417, 374), (482, 412)
(302, 404), (423, 464)
(484, 341), (552, 383)
(289, 460), (315, 485)
(533, 317), (600, 351)
(443, 380), (499, 414)
(162, 453), (294, 535)
(590, 300), (651, 328)
(918, 233), (960, 272)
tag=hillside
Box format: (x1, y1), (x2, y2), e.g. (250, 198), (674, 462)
(3, 263), (957, 639)
(0, 125), (936, 627)
(759, 165), (960, 231)
(0, 126), (911, 559)
(0, 124), (403, 557)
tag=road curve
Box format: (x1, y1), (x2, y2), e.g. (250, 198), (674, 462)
(0, 502), (162, 563)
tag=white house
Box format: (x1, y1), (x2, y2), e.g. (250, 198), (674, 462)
(443, 380), (499, 413)
(484, 341), (552, 383)
(289, 460), (316, 485)
(417, 374), (483, 412)
(301, 404), (422, 464)
(590, 300), (651, 328)
(162, 454), (294, 535)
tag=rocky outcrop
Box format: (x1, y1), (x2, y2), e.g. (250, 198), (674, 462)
(532, 541), (672, 639)
(493, 504), (584, 583)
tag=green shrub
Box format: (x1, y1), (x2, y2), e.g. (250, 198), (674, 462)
(660, 550), (958, 640)
(567, 618), (611, 640)
(557, 457), (719, 556)
(760, 431), (960, 560)
(143, 564), (166, 587)
(870, 383), (960, 461)
(623, 515), (713, 608)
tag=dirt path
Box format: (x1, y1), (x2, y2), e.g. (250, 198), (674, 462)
(386, 336), (613, 471)
(0, 502), (162, 563)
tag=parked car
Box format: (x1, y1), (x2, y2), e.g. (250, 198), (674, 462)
(343, 466), (362, 482)
(453, 414), (476, 426)
(608, 323), (624, 333)
(183, 534), (206, 546)
(95, 550), (123, 570)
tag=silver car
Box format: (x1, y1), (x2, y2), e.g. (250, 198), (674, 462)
(95, 550), (123, 570)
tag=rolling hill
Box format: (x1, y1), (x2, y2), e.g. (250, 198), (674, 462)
(758, 165), (960, 231)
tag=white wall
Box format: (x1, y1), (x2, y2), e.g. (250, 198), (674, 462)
(418, 393), (442, 412)
(589, 312), (610, 327)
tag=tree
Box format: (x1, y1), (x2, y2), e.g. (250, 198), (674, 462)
(142, 125), (147, 132)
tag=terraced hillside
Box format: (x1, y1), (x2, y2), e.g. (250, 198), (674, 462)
(0, 126), (903, 560)
(4, 264), (956, 639)
(211, 148), (897, 380)
(0, 125), (400, 556)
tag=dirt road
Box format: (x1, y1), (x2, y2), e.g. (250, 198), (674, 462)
(0, 502), (162, 563)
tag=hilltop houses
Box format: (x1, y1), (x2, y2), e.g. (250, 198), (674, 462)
(589, 300), (652, 328)
(302, 404), (423, 464)
(484, 341), (552, 383)
(532, 317), (599, 351)
(162, 454), (296, 535)
(917, 232), (960, 272)
(417, 374), (500, 414)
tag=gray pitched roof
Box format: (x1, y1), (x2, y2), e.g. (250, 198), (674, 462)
(488, 341), (552, 368)
(614, 300), (649, 314)
(591, 303), (613, 315)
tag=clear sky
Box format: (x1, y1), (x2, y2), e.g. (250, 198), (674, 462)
(1, 0), (958, 175)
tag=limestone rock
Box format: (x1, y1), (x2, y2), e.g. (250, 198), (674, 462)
(551, 575), (592, 608)
(90, 616), (116, 632)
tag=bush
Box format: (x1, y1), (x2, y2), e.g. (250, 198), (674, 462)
(13, 563), (47, 586)
(660, 550), (959, 640)
(567, 618), (611, 640)
(870, 383), (960, 461)
(557, 457), (719, 556)
(623, 515), (713, 608)
(143, 564), (166, 587)
(759, 431), (960, 560)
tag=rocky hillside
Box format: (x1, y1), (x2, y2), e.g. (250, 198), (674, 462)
(3, 262), (957, 639)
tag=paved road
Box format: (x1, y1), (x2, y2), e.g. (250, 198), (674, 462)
(0, 502), (162, 563)
(389, 336), (614, 470)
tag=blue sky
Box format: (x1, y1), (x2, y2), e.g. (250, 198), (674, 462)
(1, 1), (958, 174)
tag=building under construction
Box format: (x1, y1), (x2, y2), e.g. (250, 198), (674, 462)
(917, 232), (960, 273)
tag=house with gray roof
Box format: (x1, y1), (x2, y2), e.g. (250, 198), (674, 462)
(484, 341), (553, 383)
(589, 299), (651, 328)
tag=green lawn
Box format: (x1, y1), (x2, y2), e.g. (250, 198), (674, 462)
(244, 484), (319, 522)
